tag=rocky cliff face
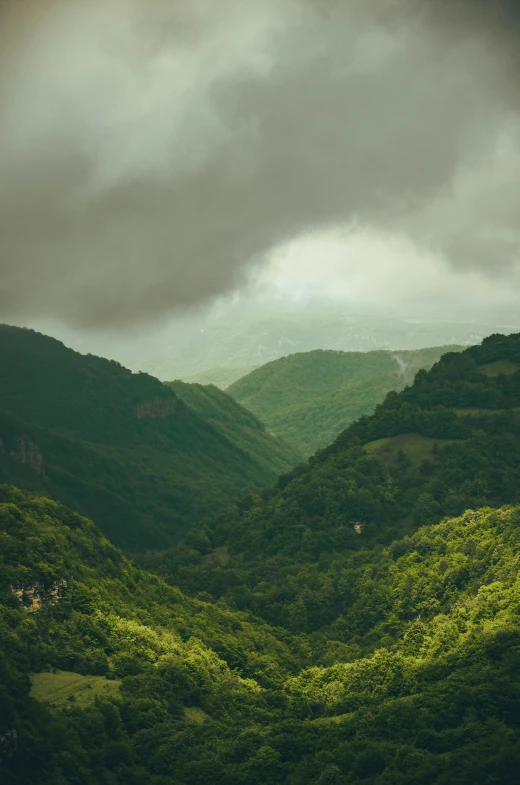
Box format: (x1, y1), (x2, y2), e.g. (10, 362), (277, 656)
(135, 396), (178, 419)
(1, 435), (46, 476)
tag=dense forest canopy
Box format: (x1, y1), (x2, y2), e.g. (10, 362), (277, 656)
(4, 332), (520, 782)
(0, 325), (298, 550)
(227, 346), (462, 454)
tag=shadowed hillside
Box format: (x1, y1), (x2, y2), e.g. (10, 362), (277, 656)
(0, 325), (299, 550)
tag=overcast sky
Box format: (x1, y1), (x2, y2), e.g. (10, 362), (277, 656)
(1, 0), (520, 339)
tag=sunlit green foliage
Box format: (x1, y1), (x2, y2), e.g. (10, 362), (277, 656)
(4, 488), (520, 783)
(31, 672), (121, 708)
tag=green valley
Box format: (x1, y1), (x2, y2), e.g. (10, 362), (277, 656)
(4, 332), (520, 784)
(228, 346), (462, 454)
(153, 333), (520, 637)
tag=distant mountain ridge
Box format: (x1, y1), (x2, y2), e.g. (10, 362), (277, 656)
(228, 345), (463, 454)
(155, 308), (519, 380)
(0, 324), (298, 550)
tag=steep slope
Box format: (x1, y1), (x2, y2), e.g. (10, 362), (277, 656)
(167, 380), (302, 469)
(0, 486), (303, 784)
(228, 346), (463, 454)
(153, 333), (520, 633)
(0, 325), (297, 550)
(5, 490), (520, 783)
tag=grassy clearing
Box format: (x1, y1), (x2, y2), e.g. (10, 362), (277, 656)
(31, 671), (121, 708)
(480, 360), (520, 377)
(305, 713), (354, 727)
(184, 707), (211, 725)
(364, 433), (454, 466)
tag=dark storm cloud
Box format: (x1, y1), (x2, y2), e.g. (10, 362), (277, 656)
(0, 0), (519, 328)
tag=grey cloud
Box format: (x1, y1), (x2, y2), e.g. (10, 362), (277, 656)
(0, 0), (520, 328)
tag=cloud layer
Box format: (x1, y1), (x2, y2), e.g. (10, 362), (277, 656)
(1, 0), (520, 328)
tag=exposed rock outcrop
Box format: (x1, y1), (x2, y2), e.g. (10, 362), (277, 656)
(135, 396), (178, 419)
(11, 579), (67, 613)
(9, 435), (46, 476)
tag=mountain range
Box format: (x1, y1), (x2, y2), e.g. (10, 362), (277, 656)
(147, 308), (520, 380)
(3, 328), (520, 783)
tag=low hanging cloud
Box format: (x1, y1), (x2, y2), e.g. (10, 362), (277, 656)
(1, 0), (520, 329)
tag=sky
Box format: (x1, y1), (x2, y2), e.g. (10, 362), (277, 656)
(1, 0), (520, 348)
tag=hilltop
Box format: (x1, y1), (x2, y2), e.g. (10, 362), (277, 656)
(228, 346), (462, 454)
(0, 325), (298, 550)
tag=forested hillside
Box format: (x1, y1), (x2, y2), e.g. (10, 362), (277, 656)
(167, 380), (301, 471)
(153, 333), (520, 633)
(5, 333), (520, 784)
(4, 492), (520, 783)
(228, 346), (462, 454)
(0, 326), (298, 551)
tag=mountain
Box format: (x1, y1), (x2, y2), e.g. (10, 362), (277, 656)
(0, 325), (298, 551)
(167, 380), (301, 471)
(152, 332), (520, 631)
(227, 346), (462, 454)
(152, 307), (520, 380)
(5, 336), (520, 783)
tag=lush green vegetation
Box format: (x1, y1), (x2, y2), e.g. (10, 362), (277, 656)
(6, 492), (520, 782)
(167, 381), (301, 471)
(0, 325), (298, 551)
(31, 671), (121, 708)
(5, 332), (520, 783)
(0, 486), (307, 784)
(228, 346), (462, 454)
(158, 335), (520, 626)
